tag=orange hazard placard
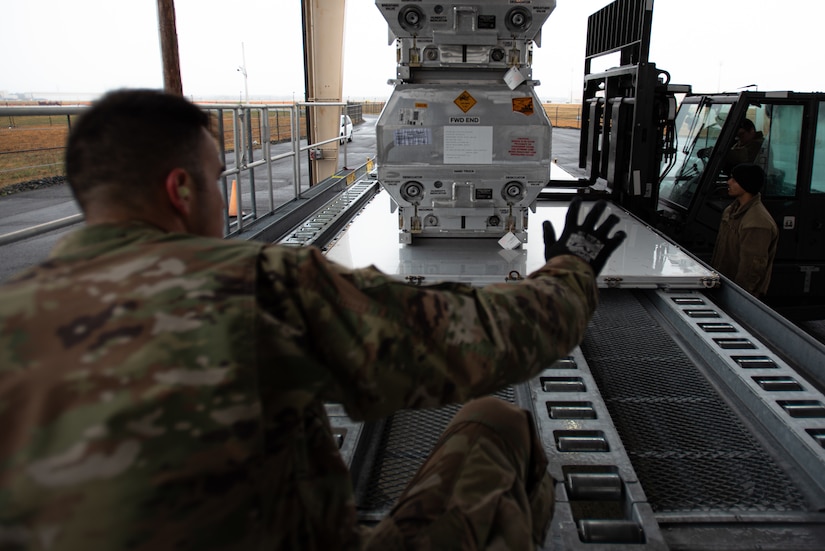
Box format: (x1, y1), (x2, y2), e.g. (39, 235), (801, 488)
(512, 97), (534, 116)
(454, 91), (477, 113)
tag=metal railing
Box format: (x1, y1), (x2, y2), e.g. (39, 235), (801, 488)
(0, 102), (370, 242)
(205, 101), (361, 237)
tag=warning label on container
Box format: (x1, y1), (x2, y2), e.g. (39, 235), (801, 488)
(512, 97), (535, 116)
(509, 137), (536, 157)
(454, 91), (477, 113)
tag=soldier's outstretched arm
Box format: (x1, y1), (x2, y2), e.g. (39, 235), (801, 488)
(258, 199), (625, 421)
(260, 246), (594, 421)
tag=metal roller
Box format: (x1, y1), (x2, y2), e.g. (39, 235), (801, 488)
(754, 376), (803, 392)
(684, 309), (720, 318)
(779, 401), (825, 418)
(548, 402), (596, 419)
(714, 338), (756, 350)
(698, 322), (737, 333)
(542, 378), (586, 392)
(733, 356), (777, 369)
(556, 433), (609, 452)
(672, 297), (705, 306)
(578, 519), (645, 544)
(549, 357), (577, 370)
(565, 472), (623, 500)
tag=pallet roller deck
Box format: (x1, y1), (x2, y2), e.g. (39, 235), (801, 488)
(277, 175), (825, 549)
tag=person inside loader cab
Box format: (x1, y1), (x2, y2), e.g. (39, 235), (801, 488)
(723, 118), (765, 173)
(697, 118), (765, 174)
(0, 89), (626, 550)
(711, 163), (778, 297)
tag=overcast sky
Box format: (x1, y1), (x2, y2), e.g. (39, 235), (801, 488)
(1, 1), (822, 102)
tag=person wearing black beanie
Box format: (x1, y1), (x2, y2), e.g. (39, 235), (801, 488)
(710, 163), (778, 297)
(731, 163), (765, 195)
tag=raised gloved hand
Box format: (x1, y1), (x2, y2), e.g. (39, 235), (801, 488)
(542, 198), (627, 275)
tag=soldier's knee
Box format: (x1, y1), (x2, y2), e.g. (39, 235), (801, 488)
(450, 396), (532, 451)
(454, 395), (521, 423)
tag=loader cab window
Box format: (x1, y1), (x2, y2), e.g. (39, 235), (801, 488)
(660, 101), (806, 207)
(714, 104), (803, 198)
(659, 100), (731, 208)
(812, 102), (825, 194)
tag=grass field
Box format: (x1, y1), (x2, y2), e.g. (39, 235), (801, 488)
(0, 117), (71, 187)
(0, 103), (582, 191)
(543, 103), (583, 129)
(0, 109), (303, 190)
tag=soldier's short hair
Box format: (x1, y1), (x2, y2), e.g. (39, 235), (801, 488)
(65, 89), (212, 211)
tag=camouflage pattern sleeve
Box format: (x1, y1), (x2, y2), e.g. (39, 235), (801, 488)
(0, 226), (274, 551)
(258, 247), (597, 421)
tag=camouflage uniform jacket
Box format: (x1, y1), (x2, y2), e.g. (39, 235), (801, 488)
(0, 222), (598, 550)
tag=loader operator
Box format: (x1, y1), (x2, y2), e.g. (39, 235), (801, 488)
(711, 163), (778, 297)
(724, 118), (765, 172)
(697, 118), (764, 174)
(0, 89), (625, 551)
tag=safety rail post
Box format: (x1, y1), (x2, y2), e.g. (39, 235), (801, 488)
(244, 106), (258, 219)
(232, 107), (245, 232)
(262, 107), (275, 212)
(342, 104), (348, 170)
(215, 108), (231, 237)
(292, 102), (302, 198)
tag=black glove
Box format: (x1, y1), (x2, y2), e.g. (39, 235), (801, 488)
(542, 198), (627, 275)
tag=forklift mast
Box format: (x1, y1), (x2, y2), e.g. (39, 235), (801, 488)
(579, 0), (688, 222)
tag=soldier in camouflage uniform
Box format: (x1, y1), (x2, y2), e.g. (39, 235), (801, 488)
(0, 90), (625, 550)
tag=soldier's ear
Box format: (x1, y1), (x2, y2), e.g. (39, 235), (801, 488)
(165, 168), (194, 216)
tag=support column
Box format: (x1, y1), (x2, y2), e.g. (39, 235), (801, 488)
(156, 0), (183, 96)
(302, 0), (346, 185)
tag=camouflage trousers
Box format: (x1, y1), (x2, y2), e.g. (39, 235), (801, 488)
(364, 396), (554, 550)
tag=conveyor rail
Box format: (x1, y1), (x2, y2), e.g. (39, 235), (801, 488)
(277, 176), (380, 248)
